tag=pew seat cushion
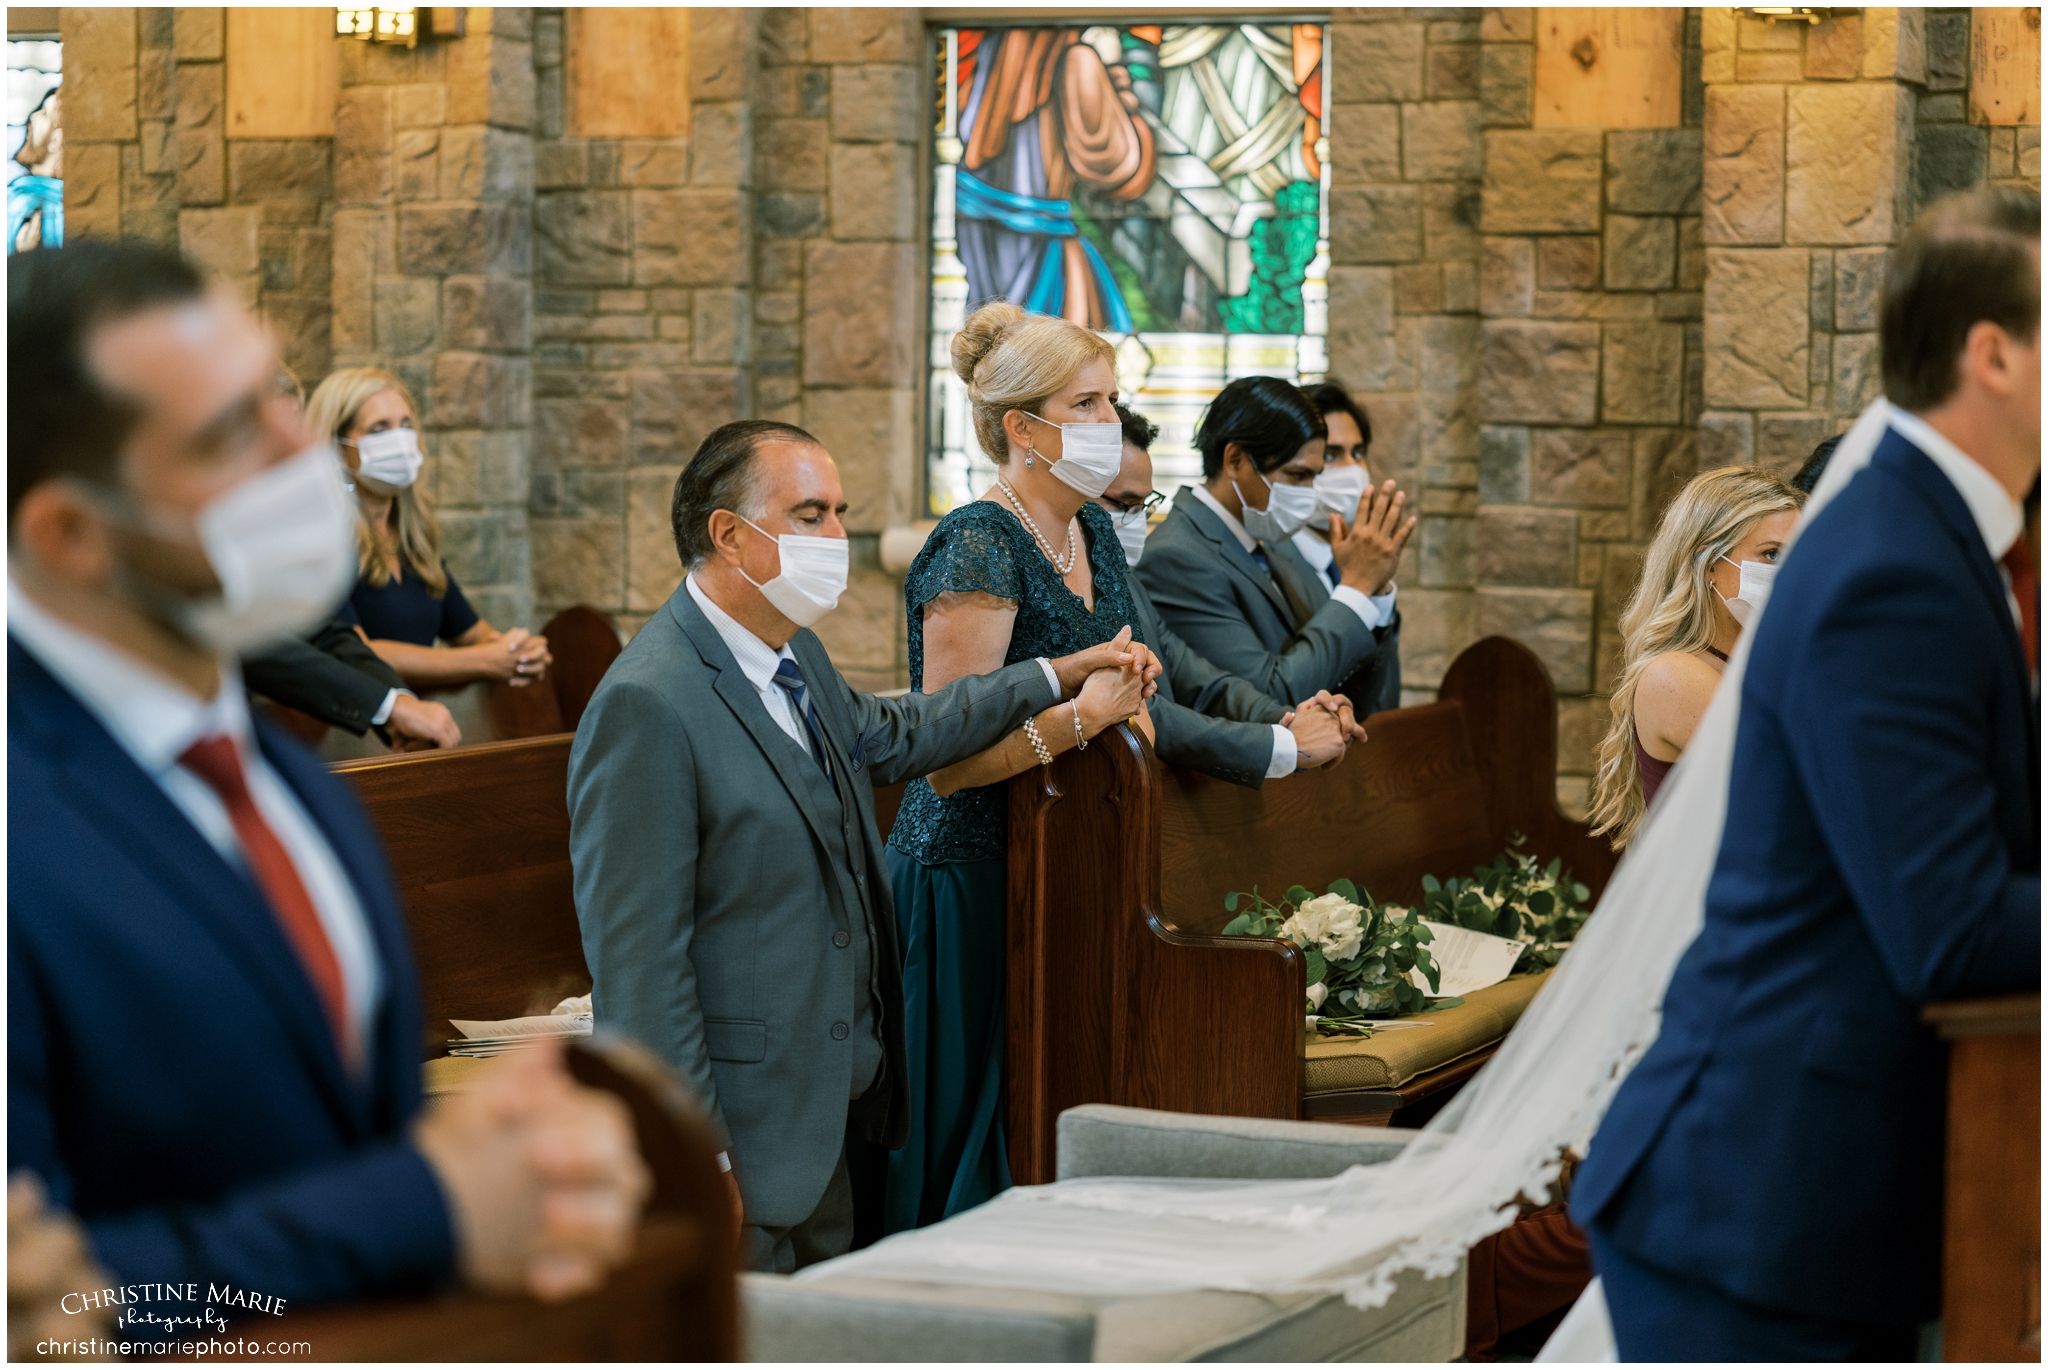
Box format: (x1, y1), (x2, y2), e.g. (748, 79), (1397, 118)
(741, 1263), (1465, 1362)
(1056, 1102), (1413, 1181)
(1304, 972), (1549, 1093)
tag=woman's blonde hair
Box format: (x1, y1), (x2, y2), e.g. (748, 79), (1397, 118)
(305, 367), (447, 596)
(952, 301), (1115, 464)
(1587, 466), (1804, 849)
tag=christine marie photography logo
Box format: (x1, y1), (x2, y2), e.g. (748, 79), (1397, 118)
(64, 1280), (288, 1333)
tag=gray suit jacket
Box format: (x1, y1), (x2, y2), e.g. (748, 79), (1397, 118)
(1136, 486), (1400, 710)
(1127, 574), (1288, 788)
(566, 583), (1057, 1228)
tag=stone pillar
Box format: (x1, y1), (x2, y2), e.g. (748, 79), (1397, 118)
(1327, 9), (1486, 708)
(529, 7), (753, 638)
(1699, 7), (1920, 485)
(331, 6), (538, 631)
(757, 8), (923, 691)
(1473, 8), (1704, 816)
(61, 6), (177, 246)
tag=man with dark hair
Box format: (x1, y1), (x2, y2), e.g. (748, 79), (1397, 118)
(1789, 433), (1841, 495)
(1101, 403), (1364, 784)
(9, 240), (650, 1308)
(567, 419), (1156, 1272)
(1576, 186), (2041, 1358)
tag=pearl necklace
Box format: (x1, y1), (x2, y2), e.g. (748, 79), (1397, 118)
(996, 477), (1078, 575)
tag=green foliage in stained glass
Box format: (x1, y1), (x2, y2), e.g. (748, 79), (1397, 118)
(1217, 179), (1320, 335)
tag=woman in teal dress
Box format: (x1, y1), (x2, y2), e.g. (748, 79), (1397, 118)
(884, 302), (1157, 1232)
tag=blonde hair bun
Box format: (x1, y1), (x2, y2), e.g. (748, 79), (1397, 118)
(951, 301), (1030, 390)
(948, 302), (1115, 463)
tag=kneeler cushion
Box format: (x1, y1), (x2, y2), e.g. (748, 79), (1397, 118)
(1303, 971), (1550, 1093)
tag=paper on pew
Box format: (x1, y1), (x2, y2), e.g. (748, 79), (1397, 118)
(1408, 921), (1526, 998)
(449, 1012), (594, 1040)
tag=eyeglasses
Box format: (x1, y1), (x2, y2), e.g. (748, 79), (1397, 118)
(1123, 491), (1166, 517)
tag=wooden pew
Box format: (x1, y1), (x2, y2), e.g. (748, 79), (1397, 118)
(1925, 995), (2040, 1362)
(269, 604), (623, 751)
(270, 1036), (740, 1360)
(333, 734), (587, 1056)
(1000, 636), (1616, 1183)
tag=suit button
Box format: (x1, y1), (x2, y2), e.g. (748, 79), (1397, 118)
(833, 930), (852, 948)
(831, 1023), (850, 1041)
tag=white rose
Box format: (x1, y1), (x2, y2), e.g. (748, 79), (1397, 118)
(1284, 893), (1365, 962)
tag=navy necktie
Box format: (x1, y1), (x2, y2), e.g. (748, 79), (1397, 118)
(1249, 545), (1271, 575)
(773, 656), (837, 795)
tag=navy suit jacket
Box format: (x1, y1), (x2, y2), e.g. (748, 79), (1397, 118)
(8, 639), (455, 1305)
(1573, 429), (2041, 1324)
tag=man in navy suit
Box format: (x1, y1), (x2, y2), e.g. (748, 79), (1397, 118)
(1574, 187), (2041, 1359)
(8, 240), (648, 1313)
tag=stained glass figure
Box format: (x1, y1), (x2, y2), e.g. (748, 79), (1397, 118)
(6, 39), (62, 255)
(929, 22), (1331, 514)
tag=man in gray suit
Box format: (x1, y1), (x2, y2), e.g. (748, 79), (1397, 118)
(1136, 421), (1412, 716)
(1099, 405), (1366, 787)
(567, 420), (1153, 1273)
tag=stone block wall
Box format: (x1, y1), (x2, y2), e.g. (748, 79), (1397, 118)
(752, 8), (925, 691)
(59, 7), (177, 247)
(525, 8), (753, 640)
(327, 7), (536, 631)
(1327, 9), (1486, 710)
(1474, 8), (1706, 816)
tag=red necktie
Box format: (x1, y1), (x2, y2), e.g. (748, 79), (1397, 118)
(180, 735), (351, 1058)
(2001, 539), (2038, 674)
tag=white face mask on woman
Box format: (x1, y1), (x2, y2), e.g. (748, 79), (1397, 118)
(349, 426), (424, 489)
(739, 516), (850, 628)
(1020, 411), (1123, 499)
(1234, 465), (1321, 543)
(1716, 554), (1779, 627)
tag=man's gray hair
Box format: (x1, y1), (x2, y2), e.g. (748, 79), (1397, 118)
(669, 420), (819, 569)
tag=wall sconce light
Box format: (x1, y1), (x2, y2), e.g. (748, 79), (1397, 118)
(1745, 7), (1860, 23)
(334, 7), (464, 48)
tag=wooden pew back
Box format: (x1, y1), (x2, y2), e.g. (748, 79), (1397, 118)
(334, 734), (587, 1054)
(1004, 636), (1617, 1181)
(270, 1037), (740, 1359)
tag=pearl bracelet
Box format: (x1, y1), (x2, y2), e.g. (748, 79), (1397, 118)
(1023, 716), (1054, 767)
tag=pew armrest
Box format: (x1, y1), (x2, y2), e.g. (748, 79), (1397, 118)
(741, 1273), (1098, 1363)
(1055, 1103), (1414, 1181)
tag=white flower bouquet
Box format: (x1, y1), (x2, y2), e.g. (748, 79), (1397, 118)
(1219, 880), (1445, 1036)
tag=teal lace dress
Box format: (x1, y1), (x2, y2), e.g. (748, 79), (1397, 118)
(883, 498), (1139, 1232)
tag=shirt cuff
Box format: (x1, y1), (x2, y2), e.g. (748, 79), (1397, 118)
(1330, 581), (1398, 631)
(1035, 656), (1061, 699)
(370, 688), (412, 727)
(1266, 723), (1299, 779)
(716, 1150), (733, 1173)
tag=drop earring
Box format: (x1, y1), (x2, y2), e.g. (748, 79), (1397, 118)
(1024, 451), (1037, 468)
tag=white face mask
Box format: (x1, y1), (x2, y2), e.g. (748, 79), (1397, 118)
(1234, 465), (1321, 543)
(349, 426), (424, 489)
(740, 516), (850, 628)
(1110, 507), (1151, 568)
(1717, 554), (1779, 627)
(1309, 464), (1372, 532)
(1021, 411), (1123, 499)
(112, 443), (359, 655)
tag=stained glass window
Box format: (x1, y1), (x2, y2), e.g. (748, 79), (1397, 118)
(927, 22), (1331, 515)
(6, 37), (62, 254)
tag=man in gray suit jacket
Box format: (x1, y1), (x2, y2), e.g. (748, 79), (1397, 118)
(567, 420), (1153, 1274)
(1100, 406), (1366, 786)
(1136, 434), (1411, 717)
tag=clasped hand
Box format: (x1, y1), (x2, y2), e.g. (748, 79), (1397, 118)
(1049, 625), (1160, 702)
(413, 1041), (652, 1303)
(1280, 690), (1369, 770)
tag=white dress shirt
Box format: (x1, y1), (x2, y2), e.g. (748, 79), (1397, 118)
(1884, 404), (2026, 627)
(8, 581), (384, 1055)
